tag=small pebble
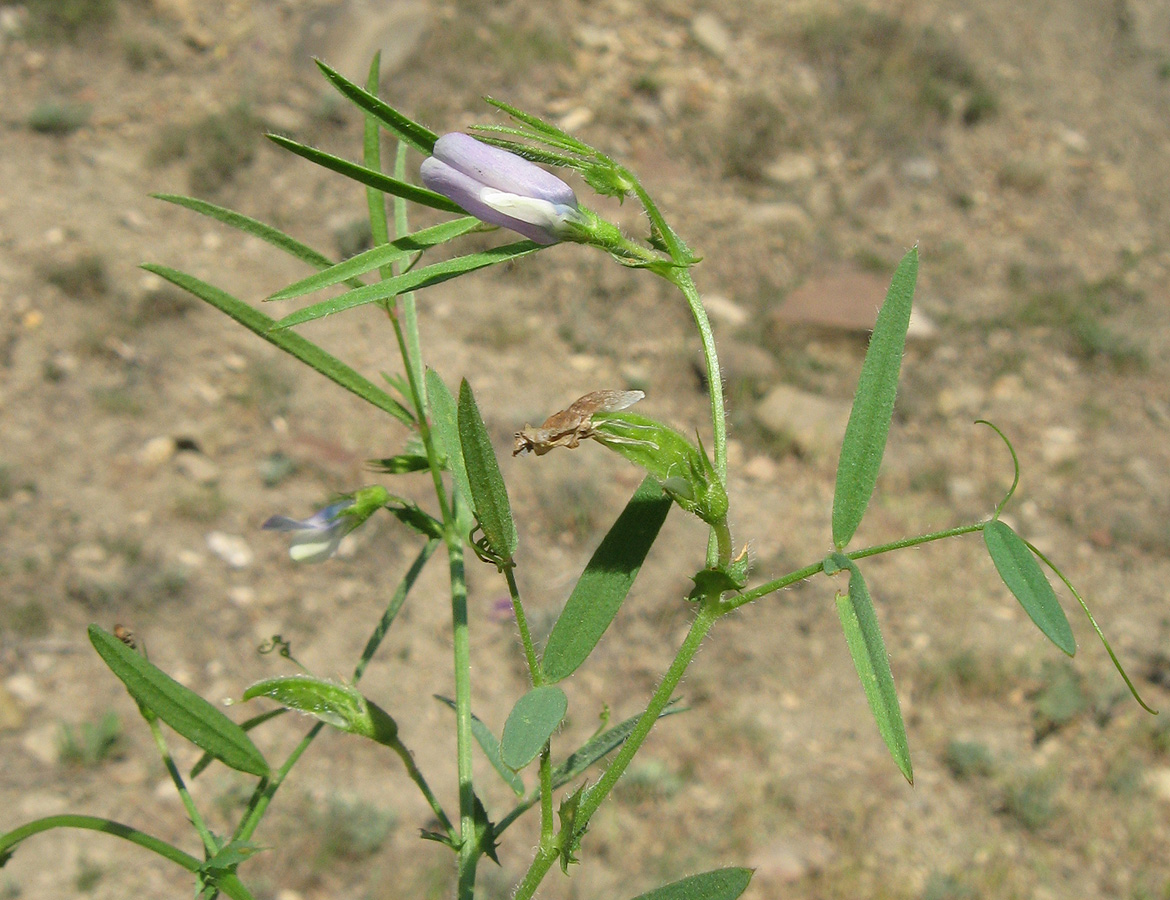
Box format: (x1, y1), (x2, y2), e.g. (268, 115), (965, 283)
(206, 532), (254, 569)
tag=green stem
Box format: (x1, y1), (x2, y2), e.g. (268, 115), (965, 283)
(512, 600), (722, 900)
(388, 735), (458, 842)
(504, 566), (542, 685)
(726, 522), (987, 611)
(670, 269), (726, 486)
(146, 716), (216, 856)
(233, 726), (321, 845)
(448, 538), (478, 900)
(353, 539), (440, 682)
(0, 815), (201, 874)
(538, 743), (554, 850)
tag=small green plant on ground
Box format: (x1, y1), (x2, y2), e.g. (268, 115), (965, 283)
(57, 711), (123, 768)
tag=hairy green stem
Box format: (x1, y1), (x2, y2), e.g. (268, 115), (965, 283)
(448, 539), (478, 900)
(538, 743), (555, 850)
(726, 522), (988, 611)
(512, 600), (722, 900)
(670, 269), (726, 485)
(504, 566), (542, 685)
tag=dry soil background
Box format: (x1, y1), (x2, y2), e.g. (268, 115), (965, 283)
(2, 0), (1170, 898)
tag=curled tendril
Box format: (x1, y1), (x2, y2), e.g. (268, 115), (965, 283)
(469, 521), (513, 572)
(1021, 537), (1158, 714)
(975, 419), (1020, 520)
(258, 635), (307, 672)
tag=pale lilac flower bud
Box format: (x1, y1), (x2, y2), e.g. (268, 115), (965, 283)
(420, 133), (582, 245)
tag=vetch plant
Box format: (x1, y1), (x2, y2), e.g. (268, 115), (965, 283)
(0, 55), (1156, 900)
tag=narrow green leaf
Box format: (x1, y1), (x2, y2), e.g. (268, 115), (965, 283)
(542, 476), (672, 682)
(984, 520), (1076, 655)
(435, 696), (525, 796)
(628, 868), (754, 900)
(830, 556), (913, 783)
(267, 218), (480, 302)
(242, 674), (398, 745)
(140, 266), (413, 425)
(426, 369), (474, 522)
(551, 700), (684, 788)
(271, 241), (540, 329)
(500, 685), (568, 771)
(267, 133), (462, 213)
(152, 194), (358, 284)
(88, 625), (269, 777)
(368, 453), (431, 474)
(315, 59), (438, 155)
(190, 709), (285, 778)
(832, 246), (918, 548)
(363, 52), (392, 255)
(458, 379), (518, 562)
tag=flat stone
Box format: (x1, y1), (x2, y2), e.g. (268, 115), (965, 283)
(754, 385), (850, 458)
(139, 435), (177, 469)
(691, 12), (732, 58)
(774, 268), (936, 340)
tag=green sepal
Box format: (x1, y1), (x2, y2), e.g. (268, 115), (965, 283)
(241, 675), (398, 747)
(591, 413), (728, 526)
(200, 838), (262, 876)
(472, 793), (501, 865)
(385, 501), (445, 541)
(687, 556), (749, 601)
(556, 782), (588, 874)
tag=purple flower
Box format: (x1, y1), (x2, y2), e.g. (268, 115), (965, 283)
(420, 133), (582, 245)
(262, 500), (355, 564)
